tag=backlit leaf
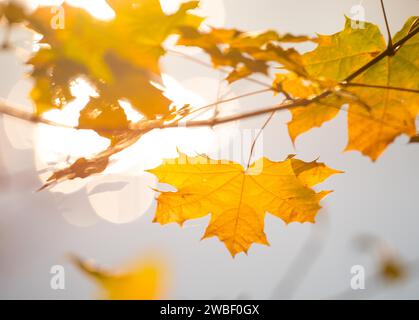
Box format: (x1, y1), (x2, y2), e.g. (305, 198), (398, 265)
(148, 152), (340, 256)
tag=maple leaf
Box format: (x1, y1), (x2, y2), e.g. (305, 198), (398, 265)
(147, 152), (341, 256)
(344, 17), (419, 160)
(285, 17), (419, 160)
(177, 27), (311, 83)
(273, 73), (345, 143)
(72, 255), (166, 300)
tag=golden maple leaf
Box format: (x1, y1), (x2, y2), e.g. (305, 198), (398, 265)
(147, 152), (341, 257)
(285, 17), (419, 160)
(72, 255), (166, 300)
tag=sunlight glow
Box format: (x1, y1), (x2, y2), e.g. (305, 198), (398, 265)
(30, 0), (225, 25)
(30, 74), (238, 224)
(32, 0), (115, 20)
(6, 0), (230, 224)
(159, 0), (225, 27)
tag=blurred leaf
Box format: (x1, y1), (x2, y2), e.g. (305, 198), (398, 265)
(26, 0), (202, 119)
(380, 257), (407, 283)
(72, 255), (166, 300)
(1, 2), (26, 24)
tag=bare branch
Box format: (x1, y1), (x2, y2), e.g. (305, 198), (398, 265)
(344, 83), (419, 94)
(166, 48), (274, 89)
(246, 111), (276, 170)
(380, 0), (394, 54)
(0, 100), (75, 129)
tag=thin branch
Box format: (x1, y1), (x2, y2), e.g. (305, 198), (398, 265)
(380, 0), (394, 54)
(185, 88), (272, 119)
(211, 72), (223, 123)
(245, 111), (276, 170)
(0, 100), (75, 129)
(344, 83), (419, 94)
(167, 48), (274, 89)
(171, 91), (331, 129)
(345, 24), (419, 82)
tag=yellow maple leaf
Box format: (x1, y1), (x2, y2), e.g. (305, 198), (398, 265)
(303, 17), (384, 81)
(345, 17), (419, 160)
(147, 152), (341, 257)
(72, 255), (167, 300)
(286, 16), (419, 160)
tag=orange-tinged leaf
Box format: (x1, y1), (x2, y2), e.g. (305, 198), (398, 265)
(274, 73), (344, 142)
(148, 152), (340, 256)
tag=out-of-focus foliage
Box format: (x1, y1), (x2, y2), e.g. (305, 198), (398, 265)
(27, 0), (203, 120)
(73, 255), (166, 300)
(0, 2), (26, 25)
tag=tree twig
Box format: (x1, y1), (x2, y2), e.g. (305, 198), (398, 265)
(166, 48), (274, 89)
(245, 111), (276, 170)
(380, 0), (394, 54)
(344, 83), (419, 94)
(0, 100), (75, 129)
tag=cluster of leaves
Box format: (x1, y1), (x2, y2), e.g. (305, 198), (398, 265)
(181, 17), (419, 160)
(1, 1), (418, 255)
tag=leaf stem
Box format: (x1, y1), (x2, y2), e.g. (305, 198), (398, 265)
(344, 83), (419, 93)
